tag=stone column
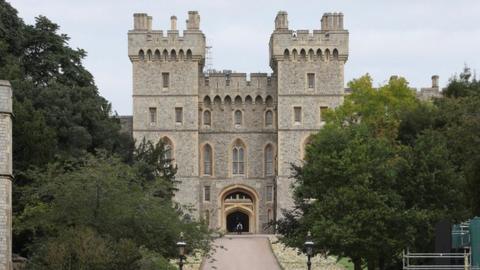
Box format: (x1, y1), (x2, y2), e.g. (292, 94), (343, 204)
(0, 80), (12, 270)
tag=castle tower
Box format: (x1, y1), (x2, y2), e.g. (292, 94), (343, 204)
(128, 12), (206, 216)
(269, 11), (349, 215)
(0, 81), (12, 270)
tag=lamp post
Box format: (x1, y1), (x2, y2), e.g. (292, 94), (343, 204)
(304, 231), (314, 270)
(176, 232), (186, 270)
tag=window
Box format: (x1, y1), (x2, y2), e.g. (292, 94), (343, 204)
(203, 110), (211, 126)
(294, 107), (302, 123)
(307, 73), (315, 88)
(203, 144), (212, 175)
(232, 145), (245, 175)
(175, 107), (183, 124)
(265, 145), (274, 176)
(205, 77), (209, 86)
(149, 107), (157, 124)
(265, 110), (273, 126)
(162, 72), (169, 88)
(320, 106), (329, 122)
(266, 186), (273, 202)
(234, 110), (242, 126)
(204, 186), (211, 201)
(162, 137), (173, 161)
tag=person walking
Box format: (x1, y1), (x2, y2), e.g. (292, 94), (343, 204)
(236, 222), (243, 234)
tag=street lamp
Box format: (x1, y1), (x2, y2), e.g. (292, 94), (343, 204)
(176, 232), (187, 270)
(304, 231), (314, 270)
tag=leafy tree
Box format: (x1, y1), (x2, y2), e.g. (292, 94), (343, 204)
(16, 152), (210, 270)
(279, 74), (469, 270)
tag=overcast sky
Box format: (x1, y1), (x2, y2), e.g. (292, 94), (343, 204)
(9, 0), (480, 115)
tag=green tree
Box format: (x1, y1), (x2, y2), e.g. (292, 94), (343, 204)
(16, 152), (209, 270)
(279, 75), (469, 270)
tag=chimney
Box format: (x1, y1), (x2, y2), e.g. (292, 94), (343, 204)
(170, 16), (177, 30)
(186, 11), (200, 30)
(133, 13), (148, 31)
(147, 16), (152, 31)
(275, 11), (289, 31)
(432, 75), (439, 88)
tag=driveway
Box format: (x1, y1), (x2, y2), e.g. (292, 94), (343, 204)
(201, 234), (281, 270)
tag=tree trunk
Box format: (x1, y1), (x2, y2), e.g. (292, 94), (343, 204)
(367, 258), (376, 270)
(353, 258), (362, 270)
(378, 255), (385, 270)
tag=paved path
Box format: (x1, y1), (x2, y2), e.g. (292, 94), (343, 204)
(201, 234), (281, 270)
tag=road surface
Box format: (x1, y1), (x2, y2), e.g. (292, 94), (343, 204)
(201, 234), (281, 270)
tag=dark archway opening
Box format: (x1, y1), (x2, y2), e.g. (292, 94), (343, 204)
(226, 211), (249, 232)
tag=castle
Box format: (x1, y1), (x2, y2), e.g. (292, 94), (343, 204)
(126, 11), (440, 233)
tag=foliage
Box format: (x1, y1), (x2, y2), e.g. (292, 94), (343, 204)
(279, 73), (475, 270)
(16, 152), (210, 270)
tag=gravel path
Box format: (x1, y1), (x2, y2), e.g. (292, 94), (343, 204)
(201, 235), (281, 270)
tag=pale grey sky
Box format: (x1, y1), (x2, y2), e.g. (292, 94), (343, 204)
(9, 0), (480, 115)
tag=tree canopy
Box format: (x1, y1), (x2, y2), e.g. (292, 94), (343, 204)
(279, 73), (478, 270)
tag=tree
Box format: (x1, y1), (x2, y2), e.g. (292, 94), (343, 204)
(16, 152), (210, 270)
(279, 74), (469, 269)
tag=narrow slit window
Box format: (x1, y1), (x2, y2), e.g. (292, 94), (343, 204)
(320, 106), (329, 122)
(265, 110), (273, 126)
(307, 73), (315, 88)
(204, 186), (211, 201)
(175, 107), (183, 123)
(265, 145), (274, 176)
(204, 110), (211, 126)
(203, 144), (212, 175)
(162, 72), (169, 88)
(149, 107), (157, 124)
(294, 107), (302, 123)
(266, 185), (273, 202)
(234, 110), (242, 126)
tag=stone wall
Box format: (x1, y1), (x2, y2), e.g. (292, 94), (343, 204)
(0, 80), (13, 270)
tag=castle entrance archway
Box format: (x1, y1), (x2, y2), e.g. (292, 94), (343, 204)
(219, 185), (259, 233)
(226, 211), (249, 232)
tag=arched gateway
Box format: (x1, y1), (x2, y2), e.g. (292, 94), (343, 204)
(219, 185), (259, 233)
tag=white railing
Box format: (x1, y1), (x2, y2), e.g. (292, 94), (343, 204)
(403, 249), (475, 270)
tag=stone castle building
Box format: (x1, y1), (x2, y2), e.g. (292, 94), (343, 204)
(126, 11), (441, 233)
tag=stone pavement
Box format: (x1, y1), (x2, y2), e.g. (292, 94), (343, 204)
(201, 234), (281, 270)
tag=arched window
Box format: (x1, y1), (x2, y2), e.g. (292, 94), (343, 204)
(234, 110), (242, 126)
(308, 49), (314, 61)
(265, 110), (273, 126)
(283, 49), (290, 60)
(333, 48), (339, 60)
(161, 137), (173, 161)
(232, 140), (245, 175)
(163, 49), (168, 61)
(265, 144), (274, 176)
(179, 49), (185, 60)
(203, 144), (212, 175)
(170, 49), (177, 61)
(325, 49), (331, 61)
(139, 50), (145, 60)
(186, 49), (192, 60)
(203, 110), (211, 126)
(154, 49), (161, 60)
(147, 49), (152, 61)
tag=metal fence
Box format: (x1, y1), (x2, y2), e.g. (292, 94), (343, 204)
(402, 249), (477, 270)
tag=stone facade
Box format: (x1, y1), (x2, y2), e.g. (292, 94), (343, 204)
(128, 11), (349, 233)
(0, 81), (13, 270)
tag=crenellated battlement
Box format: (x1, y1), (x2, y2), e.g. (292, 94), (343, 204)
(269, 11), (349, 68)
(200, 72), (275, 96)
(128, 11), (205, 63)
